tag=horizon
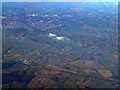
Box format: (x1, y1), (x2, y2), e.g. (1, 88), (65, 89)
(2, 0), (120, 2)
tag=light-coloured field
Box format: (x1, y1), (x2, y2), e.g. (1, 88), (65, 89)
(97, 69), (113, 78)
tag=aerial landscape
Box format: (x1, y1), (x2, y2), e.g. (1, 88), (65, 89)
(2, 2), (118, 88)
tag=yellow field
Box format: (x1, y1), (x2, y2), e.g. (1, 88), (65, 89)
(97, 69), (113, 78)
(6, 54), (21, 59)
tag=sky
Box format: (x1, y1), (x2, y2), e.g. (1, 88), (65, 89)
(1, 0), (120, 2)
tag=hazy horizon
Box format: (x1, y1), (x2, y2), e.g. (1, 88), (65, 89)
(2, 0), (120, 2)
